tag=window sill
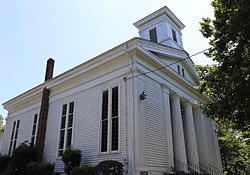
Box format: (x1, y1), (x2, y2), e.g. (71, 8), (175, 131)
(98, 150), (121, 157)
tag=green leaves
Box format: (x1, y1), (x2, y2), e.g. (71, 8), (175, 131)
(62, 146), (82, 174)
(198, 0), (250, 133)
(217, 122), (250, 174)
(0, 114), (4, 134)
(198, 1), (250, 171)
(200, 18), (214, 38)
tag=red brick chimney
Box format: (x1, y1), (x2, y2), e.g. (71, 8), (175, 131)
(44, 58), (55, 82)
(37, 58), (55, 161)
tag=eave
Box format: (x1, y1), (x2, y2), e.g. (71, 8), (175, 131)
(3, 37), (208, 111)
(134, 6), (185, 30)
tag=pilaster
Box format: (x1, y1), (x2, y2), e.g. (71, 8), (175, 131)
(162, 86), (174, 171)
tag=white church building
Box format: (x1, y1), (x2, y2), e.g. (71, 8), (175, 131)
(1, 6), (222, 175)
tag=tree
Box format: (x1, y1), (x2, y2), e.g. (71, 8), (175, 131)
(0, 114), (4, 134)
(199, 0), (250, 133)
(196, 65), (250, 174)
(217, 120), (250, 174)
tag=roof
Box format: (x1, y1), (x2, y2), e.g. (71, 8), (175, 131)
(3, 37), (208, 111)
(133, 6), (185, 30)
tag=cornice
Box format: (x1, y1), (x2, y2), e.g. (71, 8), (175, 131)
(134, 6), (185, 30)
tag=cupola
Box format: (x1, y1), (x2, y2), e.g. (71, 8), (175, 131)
(134, 6), (185, 50)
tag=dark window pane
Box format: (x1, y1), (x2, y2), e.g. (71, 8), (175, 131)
(68, 114), (73, 128)
(16, 120), (20, 128)
(66, 129), (72, 147)
(149, 28), (157, 43)
(172, 28), (177, 42)
(177, 65), (180, 74)
(112, 118), (119, 151)
(13, 140), (17, 149)
(9, 141), (13, 155)
(102, 90), (109, 120)
(61, 116), (66, 129)
(112, 87), (118, 117)
(12, 121), (16, 130)
(182, 68), (185, 77)
(101, 120), (108, 152)
(62, 104), (67, 116)
(11, 131), (14, 140)
(58, 150), (63, 157)
(14, 130), (18, 139)
(31, 136), (35, 145)
(69, 102), (74, 114)
(59, 130), (65, 149)
(32, 125), (36, 135)
(34, 114), (38, 124)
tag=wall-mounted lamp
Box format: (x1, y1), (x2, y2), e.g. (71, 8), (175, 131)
(140, 91), (147, 100)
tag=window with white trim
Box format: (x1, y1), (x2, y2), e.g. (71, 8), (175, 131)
(149, 28), (157, 43)
(58, 101), (74, 157)
(31, 114), (39, 145)
(100, 86), (119, 153)
(172, 28), (177, 42)
(9, 120), (20, 155)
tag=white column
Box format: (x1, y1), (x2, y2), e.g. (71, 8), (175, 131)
(182, 102), (200, 171)
(193, 107), (209, 172)
(170, 94), (187, 172)
(162, 86), (174, 171)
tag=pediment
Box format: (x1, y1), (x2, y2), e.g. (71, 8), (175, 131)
(149, 50), (200, 86)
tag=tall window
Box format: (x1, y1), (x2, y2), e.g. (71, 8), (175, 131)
(9, 120), (20, 155)
(100, 86), (119, 153)
(172, 28), (177, 42)
(31, 114), (38, 145)
(149, 28), (157, 43)
(58, 101), (74, 157)
(182, 68), (185, 77)
(177, 65), (181, 74)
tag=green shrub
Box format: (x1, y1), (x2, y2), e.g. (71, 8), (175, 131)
(0, 155), (11, 173)
(96, 160), (123, 175)
(70, 165), (96, 175)
(26, 162), (54, 175)
(62, 146), (82, 174)
(8, 142), (38, 175)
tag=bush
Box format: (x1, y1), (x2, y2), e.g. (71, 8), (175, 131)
(0, 155), (11, 173)
(26, 162), (54, 175)
(8, 142), (38, 175)
(70, 165), (96, 175)
(62, 146), (82, 174)
(96, 160), (123, 175)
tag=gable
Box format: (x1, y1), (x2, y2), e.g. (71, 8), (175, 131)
(149, 51), (199, 86)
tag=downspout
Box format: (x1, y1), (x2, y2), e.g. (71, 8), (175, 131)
(123, 42), (135, 175)
(36, 58), (55, 162)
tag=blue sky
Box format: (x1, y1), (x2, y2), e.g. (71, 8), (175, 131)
(0, 0), (214, 120)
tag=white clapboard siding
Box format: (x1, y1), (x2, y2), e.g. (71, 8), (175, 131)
(44, 77), (127, 172)
(43, 99), (62, 162)
(2, 107), (40, 155)
(1, 119), (12, 154)
(144, 77), (168, 167)
(74, 85), (100, 164)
